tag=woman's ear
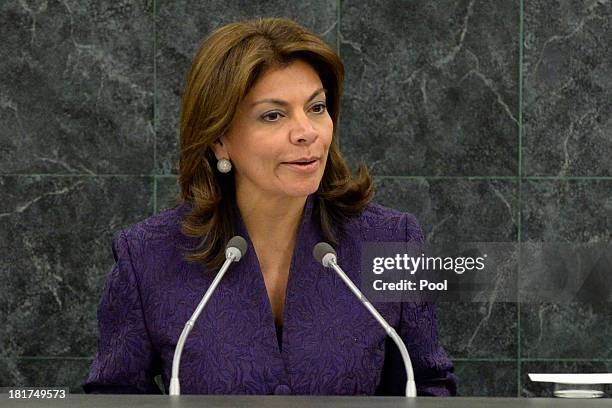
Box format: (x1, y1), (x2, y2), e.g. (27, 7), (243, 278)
(211, 136), (229, 160)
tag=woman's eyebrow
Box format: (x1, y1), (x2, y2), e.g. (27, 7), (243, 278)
(250, 87), (326, 107)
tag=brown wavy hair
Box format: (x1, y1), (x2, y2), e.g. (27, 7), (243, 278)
(177, 17), (373, 270)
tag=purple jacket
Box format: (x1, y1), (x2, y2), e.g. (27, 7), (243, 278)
(83, 194), (457, 396)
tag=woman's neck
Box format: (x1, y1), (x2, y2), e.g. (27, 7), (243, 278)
(236, 192), (308, 254)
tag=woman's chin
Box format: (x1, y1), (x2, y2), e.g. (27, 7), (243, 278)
(280, 183), (320, 198)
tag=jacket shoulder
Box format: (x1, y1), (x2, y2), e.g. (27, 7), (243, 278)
(355, 201), (424, 243)
(113, 203), (193, 249)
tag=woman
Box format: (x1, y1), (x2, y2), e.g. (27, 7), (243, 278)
(83, 17), (457, 396)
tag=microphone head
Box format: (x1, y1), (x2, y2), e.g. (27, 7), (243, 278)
(226, 236), (247, 260)
(313, 242), (336, 265)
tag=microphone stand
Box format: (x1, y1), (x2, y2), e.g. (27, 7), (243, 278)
(319, 249), (417, 397)
(169, 238), (246, 396)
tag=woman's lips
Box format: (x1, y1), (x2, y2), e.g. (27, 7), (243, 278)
(281, 159), (320, 173)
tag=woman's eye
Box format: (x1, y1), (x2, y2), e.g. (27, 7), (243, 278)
(311, 103), (327, 114)
(261, 111), (282, 122)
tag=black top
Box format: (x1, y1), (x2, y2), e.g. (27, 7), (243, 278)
(275, 323), (283, 352)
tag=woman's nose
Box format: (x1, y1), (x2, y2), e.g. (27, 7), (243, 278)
(290, 113), (318, 144)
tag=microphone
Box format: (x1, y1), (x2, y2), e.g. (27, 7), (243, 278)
(313, 242), (417, 397)
(169, 236), (247, 396)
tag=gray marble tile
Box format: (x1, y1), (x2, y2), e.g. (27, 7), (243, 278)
(520, 180), (612, 358)
(156, 0), (338, 174)
(0, 358), (92, 394)
(0, 355), (23, 390)
(156, 176), (180, 213)
(436, 302), (517, 359)
(454, 360), (517, 397)
(339, 0), (519, 176)
(374, 178), (518, 244)
(374, 179), (518, 357)
(0, 1), (154, 175)
(521, 361), (612, 397)
(518, 179), (612, 305)
(520, 303), (612, 359)
(521, 180), (612, 243)
(0, 176), (153, 358)
(523, 0), (612, 176)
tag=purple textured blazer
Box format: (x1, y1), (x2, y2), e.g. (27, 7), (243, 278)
(83, 194), (457, 396)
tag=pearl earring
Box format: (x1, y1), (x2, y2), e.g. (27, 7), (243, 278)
(217, 158), (232, 173)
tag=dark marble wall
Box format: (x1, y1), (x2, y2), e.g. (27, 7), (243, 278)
(1, 0), (610, 397)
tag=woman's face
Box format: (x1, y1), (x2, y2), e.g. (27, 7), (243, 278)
(213, 59), (333, 202)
